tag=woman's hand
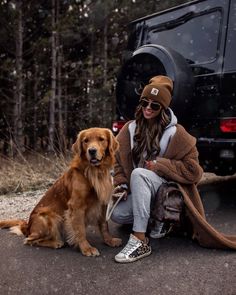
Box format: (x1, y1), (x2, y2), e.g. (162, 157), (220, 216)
(145, 160), (157, 171)
(113, 184), (128, 201)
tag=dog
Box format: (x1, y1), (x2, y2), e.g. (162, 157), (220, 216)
(0, 127), (122, 256)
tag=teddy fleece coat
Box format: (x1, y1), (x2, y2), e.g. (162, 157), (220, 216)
(114, 121), (236, 250)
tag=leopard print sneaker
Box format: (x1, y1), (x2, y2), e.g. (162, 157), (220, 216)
(115, 234), (152, 263)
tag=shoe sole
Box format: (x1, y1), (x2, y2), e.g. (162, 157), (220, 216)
(114, 249), (152, 263)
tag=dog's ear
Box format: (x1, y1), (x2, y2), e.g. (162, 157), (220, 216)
(106, 129), (119, 155)
(72, 131), (84, 156)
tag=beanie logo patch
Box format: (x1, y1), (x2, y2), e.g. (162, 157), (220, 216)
(151, 88), (159, 96)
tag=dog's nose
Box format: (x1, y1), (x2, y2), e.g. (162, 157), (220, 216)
(88, 147), (97, 156)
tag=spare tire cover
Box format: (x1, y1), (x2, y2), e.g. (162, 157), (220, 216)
(116, 44), (194, 121)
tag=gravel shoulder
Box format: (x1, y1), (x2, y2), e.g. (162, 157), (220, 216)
(0, 190), (45, 219)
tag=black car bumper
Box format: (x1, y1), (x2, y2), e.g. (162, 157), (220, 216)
(197, 137), (236, 175)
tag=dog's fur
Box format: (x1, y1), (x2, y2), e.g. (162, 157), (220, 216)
(0, 128), (122, 256)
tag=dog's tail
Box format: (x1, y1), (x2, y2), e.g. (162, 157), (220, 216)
(0, 219), (28, 236)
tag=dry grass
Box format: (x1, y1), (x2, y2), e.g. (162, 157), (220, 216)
(1, 151), (235, 196)
(0, 152), (71, 195)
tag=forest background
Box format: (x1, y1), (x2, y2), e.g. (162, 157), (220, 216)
(0, 0), (190, 156)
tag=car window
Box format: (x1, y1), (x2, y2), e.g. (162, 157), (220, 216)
(224, 0), (236, 72)
(146, 9), (222, 65)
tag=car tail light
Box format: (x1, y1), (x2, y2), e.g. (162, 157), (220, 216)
(112, 121), (126, 134)
(220, 118), (236, 133)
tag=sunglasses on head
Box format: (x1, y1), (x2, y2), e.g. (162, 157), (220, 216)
(139, 98), (161, 111)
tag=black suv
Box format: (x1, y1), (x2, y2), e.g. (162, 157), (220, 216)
(114, 0), (236, 175)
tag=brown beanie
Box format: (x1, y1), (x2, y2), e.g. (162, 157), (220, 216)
(140, 76), (173, 109)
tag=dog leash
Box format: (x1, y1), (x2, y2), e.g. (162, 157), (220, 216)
(106, 191), (126, 221)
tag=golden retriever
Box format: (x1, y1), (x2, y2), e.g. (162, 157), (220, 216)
(0, 127), (122, 256)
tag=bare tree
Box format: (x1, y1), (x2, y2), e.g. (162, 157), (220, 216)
(48, 0), (57, 152)
(56, 0), (66, 152)
(13, 0), (24, 152)
(102, 14), (108, 125)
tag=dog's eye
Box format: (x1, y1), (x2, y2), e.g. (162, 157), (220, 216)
(83, 138), (89, 143)
(99, 137), (105, 142)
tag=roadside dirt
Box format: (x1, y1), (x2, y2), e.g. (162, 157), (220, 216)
(0, 190), (45, 219)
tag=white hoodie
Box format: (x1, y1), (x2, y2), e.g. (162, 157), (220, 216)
(128, 108), (177, 158)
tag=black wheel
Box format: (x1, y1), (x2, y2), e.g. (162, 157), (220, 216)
(116, 44), (194, 122)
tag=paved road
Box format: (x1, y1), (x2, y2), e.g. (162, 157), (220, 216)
(0, 182), (236, 295)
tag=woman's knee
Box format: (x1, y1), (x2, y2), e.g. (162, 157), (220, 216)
(130, 167), (159, 183)
(131, 167), (165, 182)
(130, 168), (147, 181)
(130, 167), (165, 192)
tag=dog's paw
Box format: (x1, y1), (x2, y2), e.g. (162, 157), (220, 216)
(24, 238), (33, 246)
(24, 237), (37, 246)
(81, 246), (100, 257)
(24, 238), (64, 249)
(54, 240), (64, 249)
(105, 237), (122, 247)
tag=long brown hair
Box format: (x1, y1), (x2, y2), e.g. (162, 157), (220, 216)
(132, 105), (171, 166)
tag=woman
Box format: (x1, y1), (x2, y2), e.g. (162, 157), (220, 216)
(111, 75), (204, 263)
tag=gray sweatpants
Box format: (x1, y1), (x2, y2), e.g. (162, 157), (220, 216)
(111, 167), (166, 233)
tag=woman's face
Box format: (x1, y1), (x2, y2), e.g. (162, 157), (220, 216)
(140, 98), (162, 120)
